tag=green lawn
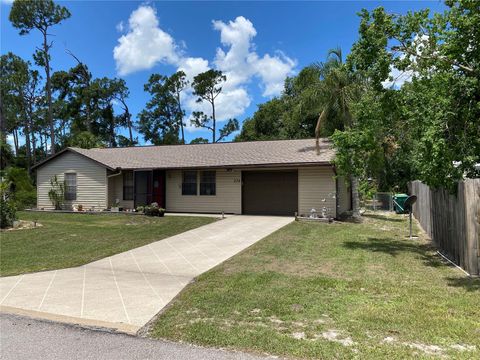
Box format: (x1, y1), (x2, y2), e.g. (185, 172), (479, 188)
(0, 211), (215, 277)
(150, 212), (480, 359)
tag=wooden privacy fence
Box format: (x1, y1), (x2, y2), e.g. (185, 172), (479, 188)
(408, 179), (480, 275)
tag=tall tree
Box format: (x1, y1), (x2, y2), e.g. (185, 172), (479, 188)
(169, 71), (188, 143)
(191, 69), (239, 142)
(9, 0), (71, 154)
(0, 53), (41, 171)
(111, 79), (135, 145)
(138, 72), (187, 145)
(339, 1), (480, 191)
(313, 49), (363, 217)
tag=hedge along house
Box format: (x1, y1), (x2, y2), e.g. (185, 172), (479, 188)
(32, 138), (351, 217)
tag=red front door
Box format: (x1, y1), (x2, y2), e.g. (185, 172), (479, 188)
(152, 170), (166, 209)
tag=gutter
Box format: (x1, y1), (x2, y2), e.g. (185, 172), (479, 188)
(107, 168), (122, 178)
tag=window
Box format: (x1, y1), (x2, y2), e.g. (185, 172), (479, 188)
(182, 171), (197, 195)
(123, 171), (134, 200)
(200, 171), (216, 196)
(64, 173), (77, 201)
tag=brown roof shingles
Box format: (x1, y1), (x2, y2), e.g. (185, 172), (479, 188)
(37, 138), (335, 170)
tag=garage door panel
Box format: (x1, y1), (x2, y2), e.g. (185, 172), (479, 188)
(242, 171), (298, 215)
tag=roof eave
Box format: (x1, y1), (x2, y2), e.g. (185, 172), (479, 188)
(31, 148), (115, 171)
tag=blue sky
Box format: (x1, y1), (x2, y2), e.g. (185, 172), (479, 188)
(1, 1), (445, 145)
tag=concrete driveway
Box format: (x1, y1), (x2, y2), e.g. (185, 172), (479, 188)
(0, 216), (292, 334)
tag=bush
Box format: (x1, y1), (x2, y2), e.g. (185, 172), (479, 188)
(48, 175), (64, 210)
(1, 167), (36, 210)
(143, 202), (165, 217)
(0, 181), (17, 229)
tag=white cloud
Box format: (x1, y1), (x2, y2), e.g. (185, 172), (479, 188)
(213, 16), (296, 96)
(113, 5), (179, 75)
(383, 35), (428, 89)
(1, 0), (14, 5)
(113, 6), (295, 135)
(381, 66), (414, 89)
(250, 52), (297, 96)
(177, 57), (210, 82)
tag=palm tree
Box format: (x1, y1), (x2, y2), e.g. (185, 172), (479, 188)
(314, 48), (362, 217)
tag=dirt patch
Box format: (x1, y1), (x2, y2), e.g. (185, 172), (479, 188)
(1, 220), (43, 232)
(318, 330), (356, 347)
(450, 344), (476, 352)
(292, 332), (306, 340)
(403, 342), (445, 356)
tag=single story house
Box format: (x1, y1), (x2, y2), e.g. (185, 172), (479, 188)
(32, 138), (351, 217)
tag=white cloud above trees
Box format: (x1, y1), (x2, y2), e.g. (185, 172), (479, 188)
(113, 5), (296, 130)
(113, 6), (179, 75)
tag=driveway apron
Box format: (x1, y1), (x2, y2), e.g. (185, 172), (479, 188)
(0, 216), (293, 334)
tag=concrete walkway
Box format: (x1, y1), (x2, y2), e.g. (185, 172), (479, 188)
(0, 216), (292, 334)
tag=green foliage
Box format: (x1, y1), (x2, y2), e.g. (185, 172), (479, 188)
(10, 0), (72, 154)
(236, 66), (325, 141)
(192, 69), (226, 104)
(52, 65), (132, 147)
(0, 136), (14, 170)
(143, 202), (165, 217)
(191, 69), (238, 142)
(0, 197), (17, 229)
(2, 167), (36, 210)
(48, 175), (64, 210)
(69, 131), (104, 149)
(138, 72), (186, 145)
(9, 0), (71, 35)
(190, 137), (209, 144)
(341, 0), (480, 190)
(0, 180), (17, 229)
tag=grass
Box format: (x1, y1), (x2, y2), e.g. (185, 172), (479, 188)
(150, 212), (480, 359)
(0, 211), (215, 277)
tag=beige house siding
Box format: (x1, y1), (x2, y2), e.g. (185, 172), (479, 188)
(107, 172), (134, 209)
(166, 169), (242, 214)
(298, 167), (337, 218)
(37, 151), (107, 210)
(337, 176), (351, 215)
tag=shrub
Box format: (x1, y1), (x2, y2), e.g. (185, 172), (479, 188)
(143, 202), (165, 217)
(2, 167), (36, 210)
(48, 175), (64, 210)
(0, 181), (16, 229)
(0, 197), (16, 229)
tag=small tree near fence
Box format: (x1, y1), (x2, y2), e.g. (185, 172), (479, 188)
(48, 175), (64, 210)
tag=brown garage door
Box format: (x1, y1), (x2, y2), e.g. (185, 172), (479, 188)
(242, 171), (298, 215)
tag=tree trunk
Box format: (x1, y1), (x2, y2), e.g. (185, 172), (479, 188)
(13, 129), (19, 155)
(43, 32), (55, 154)
(24, 118), (32, 172)
(22, 97), (32, 171)
(351, 175), (360, 218)
(177, 93), (184, 144)
(123, 101), (133, 144)
(39, 132), (44, 156)
(211, 95), (216, 143)
(31, 129), (37, 165)
(127, 113), (133, 144)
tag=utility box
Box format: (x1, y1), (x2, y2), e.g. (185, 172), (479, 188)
(393, 193), (409, 214)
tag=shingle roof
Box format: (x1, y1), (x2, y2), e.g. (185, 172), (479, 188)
(34, 138), (335, 170)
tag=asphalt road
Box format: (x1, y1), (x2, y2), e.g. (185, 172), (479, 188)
(0, 313), (271, 360)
